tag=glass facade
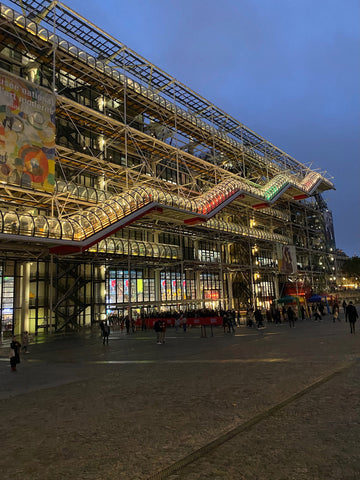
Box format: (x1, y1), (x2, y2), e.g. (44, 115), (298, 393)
(0, 266), (15, 333)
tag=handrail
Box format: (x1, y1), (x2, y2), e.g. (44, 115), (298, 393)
(88, 238), (181, 259)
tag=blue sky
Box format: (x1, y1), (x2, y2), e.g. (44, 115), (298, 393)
(61, 0), (360, 256)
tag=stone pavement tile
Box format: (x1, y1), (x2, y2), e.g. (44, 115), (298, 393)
(172, 361), (360, 480)
(0, 318), (359, 480)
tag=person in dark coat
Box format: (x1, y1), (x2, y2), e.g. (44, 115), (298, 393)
(125, 316), (130, 334)
(159, 320), (167, 344)
(9, 337), (21, 372)
(222, 312), (229, 334)
(342, 300), (347, 321)
(154, 319), (161, 344)
(314, 305), (322, 321)
(287, 306), (295, 328)
(346, 301), (358, 334)
(100, 321), (110, 344)
(254, 308), (264, 328)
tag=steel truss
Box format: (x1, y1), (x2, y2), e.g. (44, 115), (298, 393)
(0, 0), (339, 332)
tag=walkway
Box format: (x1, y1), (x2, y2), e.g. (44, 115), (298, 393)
(0, 313), (359, 479)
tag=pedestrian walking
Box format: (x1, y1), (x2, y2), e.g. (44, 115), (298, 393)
(9, 337), (21, 372)
(125, 316), (130, 334)
(159, 320), (167, 344)
(222, 311), (228, 334)
(154, 319), (161, 344)
(314, 306), (322, 321)
(175, 315), (180, 332)
(21, 331), (30, 353)
(332, 302), (340, 323)
(246, 306), (254, 327)
(346, 301), (358, 334)
(228, 315), (235, 333)
(254, 307), (264, 328)
(287, 306), (295, 327)
(342, 300), (347, 321)
(100, 321), (110, 344)
(182, 315), (187, 332)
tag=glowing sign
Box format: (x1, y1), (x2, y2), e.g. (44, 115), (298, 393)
(204, 290), (219, 300)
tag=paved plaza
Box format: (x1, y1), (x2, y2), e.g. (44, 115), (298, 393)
(0, 312), (359, 480)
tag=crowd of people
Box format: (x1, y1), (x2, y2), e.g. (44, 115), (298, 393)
(102, 300), (359, 341)
(104, 300), (359, 334)
(7, 299), (358, 370)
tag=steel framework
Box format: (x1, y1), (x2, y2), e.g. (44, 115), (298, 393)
(0, 0), (339, 333)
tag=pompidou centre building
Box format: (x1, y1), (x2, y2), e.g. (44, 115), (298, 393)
(0, 0), (338, 334)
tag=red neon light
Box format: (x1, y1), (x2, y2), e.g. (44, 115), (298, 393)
(204, 290), (219, 300)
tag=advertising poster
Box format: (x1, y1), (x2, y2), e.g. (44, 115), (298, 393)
(323, 211), (336, 249)
(276, 244), (297, 274)
(0, 69), (55, 192)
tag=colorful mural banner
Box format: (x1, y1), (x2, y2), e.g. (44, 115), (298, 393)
(276, 244), (297, 274)
(0, 69), (55, 192)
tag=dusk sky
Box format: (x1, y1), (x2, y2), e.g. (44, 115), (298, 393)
(60, 0), (360, 256)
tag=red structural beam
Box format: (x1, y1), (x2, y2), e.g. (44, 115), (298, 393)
(252, 202), (270, 209)
(184, 217), (207, 225)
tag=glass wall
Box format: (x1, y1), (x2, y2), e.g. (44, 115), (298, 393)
(0, 265), (15, 334)
(107, 269), (155, 305)
(200, 272), (221, 301)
